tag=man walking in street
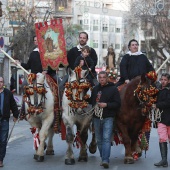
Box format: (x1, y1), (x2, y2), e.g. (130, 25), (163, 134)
(0, 76), (19, 167)
(90, 71), (121, 168)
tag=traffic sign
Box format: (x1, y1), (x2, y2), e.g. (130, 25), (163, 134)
(0, 27), (13, 37)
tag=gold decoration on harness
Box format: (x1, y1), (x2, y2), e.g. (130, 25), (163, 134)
(23, 73), (47, 115)
(134, 71), (159, 114)
(65, 66), (91, 109)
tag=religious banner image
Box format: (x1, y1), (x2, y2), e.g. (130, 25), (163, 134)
(35, 18), (68, 70)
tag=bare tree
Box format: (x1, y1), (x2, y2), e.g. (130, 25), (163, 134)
(128, 0), (170, 71)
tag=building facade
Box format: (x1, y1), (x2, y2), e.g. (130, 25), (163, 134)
(73, 0), (128, 68)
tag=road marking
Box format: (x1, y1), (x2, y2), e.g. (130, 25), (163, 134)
(8, 134), (25, 143)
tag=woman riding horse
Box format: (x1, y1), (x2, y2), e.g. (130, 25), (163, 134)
(115, 39), (157, 164)
(116, 39), (154, 86)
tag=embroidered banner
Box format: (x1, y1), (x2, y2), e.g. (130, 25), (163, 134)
(35, 18), (68, 70)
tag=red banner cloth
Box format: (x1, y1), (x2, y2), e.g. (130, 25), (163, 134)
(35, 18), (68, 70)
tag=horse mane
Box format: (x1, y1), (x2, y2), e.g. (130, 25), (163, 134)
(120, 76), (140, 105)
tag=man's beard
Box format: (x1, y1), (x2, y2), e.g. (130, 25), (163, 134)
(80, 41), (86, 46)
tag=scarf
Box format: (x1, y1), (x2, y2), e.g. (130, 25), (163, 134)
(127, 51), (143, 56)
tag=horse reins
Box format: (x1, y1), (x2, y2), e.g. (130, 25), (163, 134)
(83, 56), (98, 83)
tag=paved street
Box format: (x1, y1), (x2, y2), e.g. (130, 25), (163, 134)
(1, 118), (168, 170)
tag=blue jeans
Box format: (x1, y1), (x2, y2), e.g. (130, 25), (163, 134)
(0, 119), (9, 161)
(93, 117), (113, 163)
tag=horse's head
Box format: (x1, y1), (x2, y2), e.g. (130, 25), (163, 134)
(68, 68), (89, 83)
(24, 73), (47, 115)
(65, 67), (91, 114)
(134, 71), (159, 115)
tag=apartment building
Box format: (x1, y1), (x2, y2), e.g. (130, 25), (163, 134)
(73, 0), (129, 67)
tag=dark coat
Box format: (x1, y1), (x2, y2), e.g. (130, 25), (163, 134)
(74, 55), (94, 70)
(21, 51), (43, 74)
(67, 47), (98, 76)
(90, 82), (121, 118)
(156, 86), (170, 126)
(120, 54), (154, 81)
(2, 88), (19, 119)
(21, 51), (56, 77)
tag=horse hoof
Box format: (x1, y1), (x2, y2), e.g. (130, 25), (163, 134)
(124, 158), (134, 164)
(89, 143), (97, 154)
(138, 152), (142, 158)
(34, 154), (44, 162)
(46, 150), (54, 155)
(124, 156), (134, 164)
(65, 159), (75, 165)
(78, 156), (88, 162)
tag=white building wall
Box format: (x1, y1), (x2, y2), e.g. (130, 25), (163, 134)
(73, 1), (124, 67)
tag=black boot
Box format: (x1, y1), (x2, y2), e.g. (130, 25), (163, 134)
(154, 142), (168, 167)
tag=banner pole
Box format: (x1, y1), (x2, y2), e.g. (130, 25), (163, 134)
(1, 49), (30, 75)
(156, 56), (170, 74)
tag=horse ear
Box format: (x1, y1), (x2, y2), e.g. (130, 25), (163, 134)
(141, 73), (147, 83)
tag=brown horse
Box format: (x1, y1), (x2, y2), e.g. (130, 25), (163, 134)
(116, 74), (157, 164)
(89, 73), (158, 163)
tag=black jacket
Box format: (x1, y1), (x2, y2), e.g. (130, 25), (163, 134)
(156, 86), (170, 126)
(120, 54), (154, 81)
(91, 82), (121, 118)
(67, 46), (98, 74)
(21, 51), (43, 74)
(74, 55), (94, 70)
(1, 88), (19, 119)
(21, 51), (56, 77)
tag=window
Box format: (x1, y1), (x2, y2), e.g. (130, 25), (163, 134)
(83, 25), (89, 30)
(102, 41), (107, 49)
(93, 40), (98, 48)
(141, 21), (147, 30)
(140, 41), (146, 52)
(102, 24), (108, 32)
(93, 26), (98, 31)
(93, 20), (99, 25)
(146, 29), (153, 37)
(78, 20), (83, 25)
(84, 19), (89, 24)
(116, 28), (120, 33)
(115, 44), (120, 49)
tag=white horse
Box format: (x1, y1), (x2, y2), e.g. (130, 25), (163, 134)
(21, 73), (59, 162)
(62, 68), (94, 165)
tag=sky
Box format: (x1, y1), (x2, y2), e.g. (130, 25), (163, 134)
(111, 0), (130, 11)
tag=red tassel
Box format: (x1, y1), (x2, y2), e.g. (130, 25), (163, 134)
(73, 131), (82, 148)
(33, 133), (40, 150)
(30, 127), (40, 150)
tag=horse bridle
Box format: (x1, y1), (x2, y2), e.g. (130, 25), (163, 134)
(67, 77), (91, 114)
(134, 78), (152, 116)
(24, 79), (46, 115)
(69, 78), (87, 101)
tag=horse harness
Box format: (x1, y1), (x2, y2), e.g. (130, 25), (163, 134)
(134, 78), (158, 116)
(22, 78), (47, 117)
